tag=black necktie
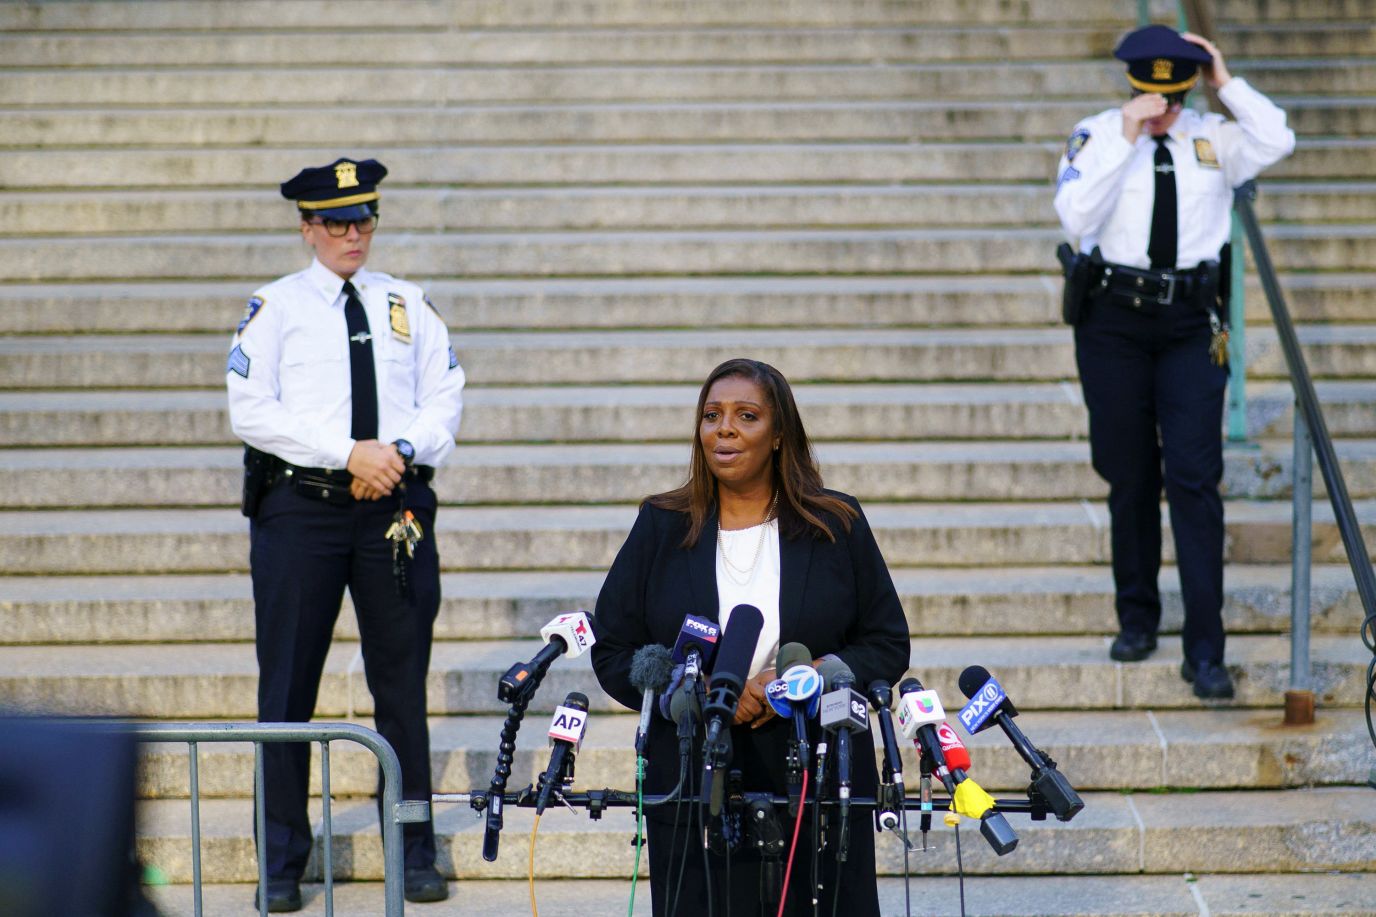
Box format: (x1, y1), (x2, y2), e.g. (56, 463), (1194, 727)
(1148, 136), (1177, 270)
(342, 280), (378, 441)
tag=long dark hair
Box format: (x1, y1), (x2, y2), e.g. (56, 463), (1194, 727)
(647, 358), (857, 548)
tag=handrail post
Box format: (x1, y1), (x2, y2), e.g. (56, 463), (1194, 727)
(1226, 213), (1249, 443)
(1286, 407), (1315, 725)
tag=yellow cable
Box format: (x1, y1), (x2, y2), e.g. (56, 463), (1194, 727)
(529, 812), (541, 917)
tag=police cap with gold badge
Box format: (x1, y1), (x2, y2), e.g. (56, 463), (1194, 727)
(280, 157), (387, 221)
(1114, 24), (1212, 97)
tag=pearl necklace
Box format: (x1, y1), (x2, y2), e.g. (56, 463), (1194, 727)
(716, 491), (779, 587)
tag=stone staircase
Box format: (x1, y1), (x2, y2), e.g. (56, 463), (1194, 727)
(1, 0), (1373, 913)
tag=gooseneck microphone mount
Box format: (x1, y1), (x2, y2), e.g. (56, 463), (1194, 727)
(478, 611), (597, 862)
(478, 660), (549, 862)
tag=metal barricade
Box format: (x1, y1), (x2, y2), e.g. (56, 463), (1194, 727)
(128, 722), (426, 917)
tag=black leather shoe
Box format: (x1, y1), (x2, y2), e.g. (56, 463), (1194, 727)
(404, 865), (449, 903)
(1181, 659), (1235, 700)
(253, 879), (302, 913)
(1109, 631), (1158, 662)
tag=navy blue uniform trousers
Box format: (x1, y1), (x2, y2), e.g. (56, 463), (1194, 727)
(250, 478), (440, 880)
(1074, 296), (1229, 666)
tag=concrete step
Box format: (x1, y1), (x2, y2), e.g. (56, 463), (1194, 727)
(4, 326), (1374, 390)
(3, 271), (1374, 336)
(2, 0), (1363, 30)
(0, 0), (1163, 31)
(0, 563), (1364, 646)
(130, 786), (1376, 882)
(6, 439), (1376, 509)
(4, 498), (1374, 574)
(8, 182), (1376, 238)
(1214, 0), (1374, 23)
(9, 60), (1372, 108)
(5, 26), (1361, 70)
(0, 382), (1091, 445)
(4, 97), (1368, 150)
(4, 140), (1371, 192)
(5, 225), (1376, 283)
(0, 634), (1368, 718)
(129, 709), (1374, 801)
(2, 24), (1368, 68)
(139, 873), (1376, 917)
(0, 63), (1130, 107)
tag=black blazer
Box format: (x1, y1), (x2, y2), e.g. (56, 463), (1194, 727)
(591, 491), (911, 804)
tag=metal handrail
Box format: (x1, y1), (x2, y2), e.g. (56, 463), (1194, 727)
(1172, 0), (1376, 740)
(126, 721), (420, 917)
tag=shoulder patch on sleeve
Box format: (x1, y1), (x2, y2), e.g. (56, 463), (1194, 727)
(236, 296), (265, 334)
(227, 344), (251, 378)
(1065, 128), (1091, 163)
(448, 346), (460, 370)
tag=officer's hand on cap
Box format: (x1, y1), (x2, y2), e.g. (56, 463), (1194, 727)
(1121, 92), (1167, 142)
(347, 439), (405, 494)
(1181, 32), (1230, 88)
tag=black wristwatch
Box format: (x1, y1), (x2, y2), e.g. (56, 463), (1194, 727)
(393, 439), (415, 468)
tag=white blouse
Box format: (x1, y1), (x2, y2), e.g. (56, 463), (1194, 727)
(715, 518), (782, 680)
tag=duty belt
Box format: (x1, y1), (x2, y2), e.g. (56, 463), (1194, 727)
(1094, 262), (1200, 311)
(272, 459), (434, 506)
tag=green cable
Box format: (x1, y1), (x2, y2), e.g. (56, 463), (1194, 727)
(628, 756), (646, 915)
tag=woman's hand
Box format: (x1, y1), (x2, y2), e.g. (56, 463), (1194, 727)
(733, 668), (779, 728)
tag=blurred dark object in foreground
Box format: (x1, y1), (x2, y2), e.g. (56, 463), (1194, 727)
(0, 715), (158, 917)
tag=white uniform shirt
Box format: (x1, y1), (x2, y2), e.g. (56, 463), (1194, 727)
(1054, 77), (1295, 269)
(226, 257), (466, 469)
(716, 519), (782, 680)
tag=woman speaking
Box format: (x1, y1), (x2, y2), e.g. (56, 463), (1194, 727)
(592, 358), (910, 916)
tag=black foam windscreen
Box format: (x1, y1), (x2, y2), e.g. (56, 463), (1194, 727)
(816, 656), (855, 690)
(707, 604), (764, 694)
(958, 665), (993, 699)
(629, 644), (675, 694)
(897, 676), (922, 695)
(774, 641), (812, 675)
(563, 691), (590, 711)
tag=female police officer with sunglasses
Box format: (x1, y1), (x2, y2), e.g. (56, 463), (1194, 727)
(1054, 27), (1294, 700)
(226, 158), (464, 910)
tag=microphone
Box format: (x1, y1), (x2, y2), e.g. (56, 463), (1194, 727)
(957, 665), (1084, 822)
(867, 680), (905, 834)
(896, 678), (1018, 856)
(629, 644), (675, 758)
(817, 658), (868, 862)
(765, 642), (821, 813)
(497, 611), (596, 703)
(701, 604), (765, 815)
(766, 643), (822, 747)
(935, 721), (972, 773)
(534, 691), (589, 815)
(672, 613), (720, 680)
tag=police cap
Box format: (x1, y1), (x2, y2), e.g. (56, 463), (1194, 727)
(280, 157), (387, 221)
(1114, 25), (1212, 95)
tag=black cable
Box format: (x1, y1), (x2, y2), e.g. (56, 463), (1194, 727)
(953, 823), (966, 917)
(900, 806), (911, 917)
(829, 847), (842, 917)
(1364, 607), (1376, 756)
(666, 752), (691, 917)
(700, 785), (714, 917)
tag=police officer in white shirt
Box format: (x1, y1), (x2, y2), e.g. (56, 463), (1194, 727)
(1054, 27), (1295, 700)
(226, 158), (463, 910)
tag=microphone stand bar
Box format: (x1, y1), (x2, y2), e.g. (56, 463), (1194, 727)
(439, 789), (1058, 817)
